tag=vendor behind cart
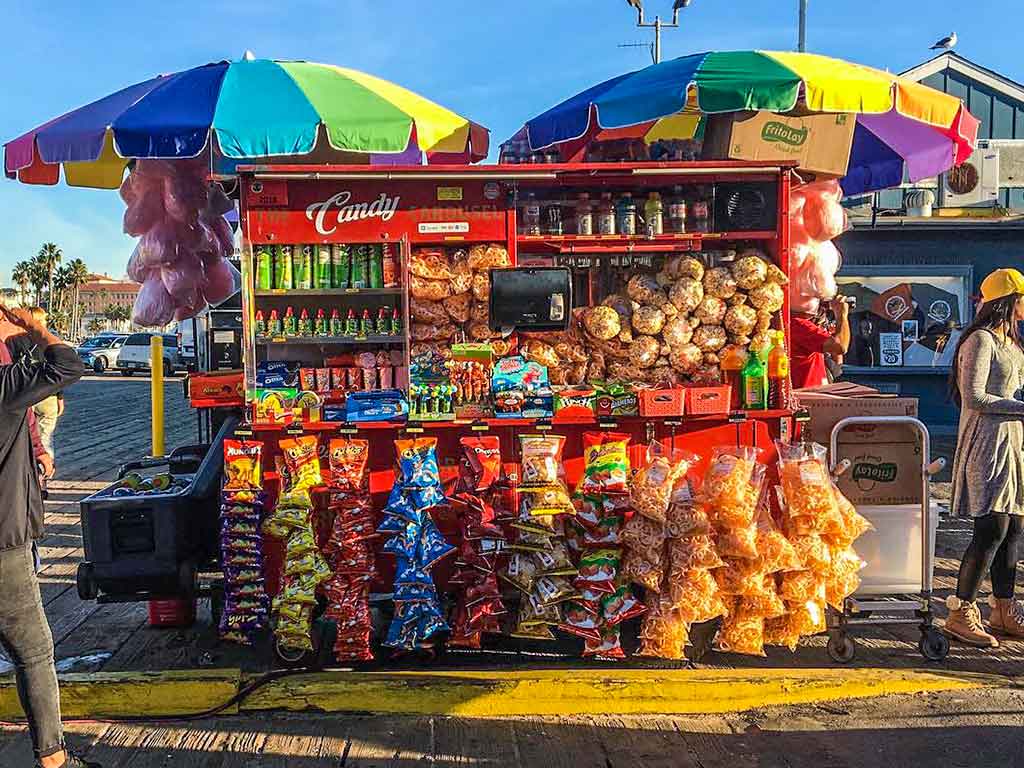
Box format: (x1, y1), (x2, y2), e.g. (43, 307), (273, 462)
(945, 268), (1024, 648)
(790, 295), (851, 389)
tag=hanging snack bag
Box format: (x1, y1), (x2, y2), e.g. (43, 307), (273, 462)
(755, 511), (804, 573)
(519, 434), (565, 486)
(701, 446), (764, 529)
(825, 545), (866, 608)
(223, 439), (264, 490)
(716, 610), (766, 657)
(279, 435), (323, 491)
(826, 481), (874, 548)
(577, 432), (631, 495)
(460, 435), (502, 492)
(776, 441), (842, 535)
(395, 437), (442, 488)
(328, 438), (370, 492)
(630, 442), (695, 523)
(667, 568), (728, 624)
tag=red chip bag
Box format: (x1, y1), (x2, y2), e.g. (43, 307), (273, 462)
(460, 436), (502, 492)
(329, 438), (369, 492)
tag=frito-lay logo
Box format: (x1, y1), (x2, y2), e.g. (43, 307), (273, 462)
(852, 462), (898, 483)
(761, 121), (808, 147)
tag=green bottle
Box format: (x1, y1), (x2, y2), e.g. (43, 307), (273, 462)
(331, 245), (351, 289)
(298, 308), (312, 337)
(274, 246), (293, 290)
(368, 244), (384, 289)
(255, 245), (273, 290)
(254, 310), (266, 336)
(315, 244), (332, 289)
(294, 245), (313, 290)
(741, 346), (769, 411)
(267, 309), (282, 336)
(283, 307), (297, 337)
(350, 246), (369, 289)
(390, 306), (402, 336)
(315, 309), (328, 336)
(330, 309), (343, 336)
(345, 308), (359, 336)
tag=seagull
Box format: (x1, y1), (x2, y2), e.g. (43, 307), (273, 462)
(930, 32), (957, 50)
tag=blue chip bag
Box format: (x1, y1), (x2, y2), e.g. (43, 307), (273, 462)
(394, 437), (441, 488)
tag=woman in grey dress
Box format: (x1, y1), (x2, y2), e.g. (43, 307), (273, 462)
(944, 268), (1024, 647)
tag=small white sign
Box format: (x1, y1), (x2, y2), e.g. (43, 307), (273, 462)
(879, 332), (904, 366)
(214, 330), (235, 343)
(417, 222), (470, 234)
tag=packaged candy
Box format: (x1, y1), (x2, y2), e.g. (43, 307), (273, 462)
(630, 442), (695, 523)
(278, 435), (323, 491)
(328, 438), (369, 492)
(519, 435), (565, 486)
(286, 528), (318, 559)
(574, 549), (620, 594)
(533, 575), (577, 606)
(395, 437), (442, 488)
(460, 436), (501, 492)
(577, 432), (631, 495)
(534, 542), (577, 576)
(223, 439), (263, 490)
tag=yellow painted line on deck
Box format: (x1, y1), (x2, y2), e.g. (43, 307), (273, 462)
(0, 667), (1004, 720)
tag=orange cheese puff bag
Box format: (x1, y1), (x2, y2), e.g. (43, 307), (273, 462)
(738, 574), (787, 619)
(776, 441), (841, 534)
(756, 513), (803, 573)
(825, 481), (873, 548)
(779, 569), (826, 603)
(701, 446), (764, 528)
(764, 614), (801, 651)
(790, 534), (832, 571)
(716, 611), (766, 656)
(668, 568), (729, 624)
(825, 546), (866, 608)
(787, 598), (828, 637)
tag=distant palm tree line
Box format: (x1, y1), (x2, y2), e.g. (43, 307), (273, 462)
(10, 243), (96, 340)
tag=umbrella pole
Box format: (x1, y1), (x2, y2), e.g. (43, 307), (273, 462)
(798, 0), (808, 52)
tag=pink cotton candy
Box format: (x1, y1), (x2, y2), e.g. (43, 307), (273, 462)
(202, 257), (239, 305)
(133, 276), (176, 327)
(161, 262), (205, 304)
(208, 217), (235, 259)
(123, 191), (165, 236)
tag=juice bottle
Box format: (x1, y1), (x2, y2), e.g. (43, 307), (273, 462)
(741, 347), (768, 410)
(391, 306), (402, 336)
(521, 192), (541, 235)
(376, 307), (390, 335)
(267, 309), (281, 336)
(667, 185), (687, 233)
(767, 331), (790, 409)
(720, 344), (748, 410)
(330, 308), (343, 336)
(597, 192), (616, 235)
(255, 245), (273, 290)
(575, 192), (593, 235)
(615, 192), (637, 236)
(282, 307), (297, 336)
(644, 191), (664, 237)
(345, 308), (359, 336)
(254, 310), (266, 336)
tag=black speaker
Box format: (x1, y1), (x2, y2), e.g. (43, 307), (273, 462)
(714, 181), (778, 232)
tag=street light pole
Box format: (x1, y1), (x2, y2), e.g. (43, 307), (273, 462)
(798, 0), (808, 52)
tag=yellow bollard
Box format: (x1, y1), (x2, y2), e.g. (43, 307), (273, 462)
(150, 335), (165, 457)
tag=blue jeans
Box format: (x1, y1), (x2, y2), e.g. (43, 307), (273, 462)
(0, 544), (64, 759)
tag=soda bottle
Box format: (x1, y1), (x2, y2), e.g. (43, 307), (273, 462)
(296, 245), (314, 289)
(376, 307), (390, 335)
(667, 185), (687, 234)
(314, 308), (328, 336)
(359, 308), (373, 336)
(644, 192), (664, 237)
(615, 192), (637, 236)
(521, 192), (541, 235)
(298, 308), (312, 337)
(283, 306), (297, 337)
(267, 309), (282, 336)
(351, 246), (369, 289)
(767, 331), (791, 409)
(741, 346), (768, 411)
(255, 245), (273, 290)
(274, 245), (293, 290)
(331, 244), (351, 289)
(391, 306), (402, 336)
(368, 244), (384, 289)
(575, 193), (593, 236)
(254, 310), (266, 336)
(330, 308), (343, 336)
(596, 192), (616, 235)
(720, 344), (748, 410)
(316, 244), (332, 288)
(345, 308), (359, 336)
(691, 190), (710, 233)
(381, 243), (398, 288)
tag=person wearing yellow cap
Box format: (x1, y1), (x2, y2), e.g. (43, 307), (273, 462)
(945, 268), (1024, 648)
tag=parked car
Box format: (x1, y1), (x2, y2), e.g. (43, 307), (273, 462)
(77, 334), (129, 374)
(116, 333), (184, 377)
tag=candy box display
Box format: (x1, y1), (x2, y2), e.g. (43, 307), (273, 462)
(345, 389), (409, 422)
(491, 356), (551, 419)
(254, 389), (298, 424)
(553, 386), (596, 422)
(410, 348), (455, 421)
(451, 343), (494, 419)
(594, 383), (639, 418)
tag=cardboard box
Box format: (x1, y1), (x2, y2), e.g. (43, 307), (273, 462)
(704, 111), (855, 177)
(793, 389), (919, 446)
(835, 440), (923, 506)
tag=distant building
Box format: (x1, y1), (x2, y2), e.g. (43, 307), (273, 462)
(79, 273), (139, 334)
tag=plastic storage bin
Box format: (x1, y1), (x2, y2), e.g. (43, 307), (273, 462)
(853, 504), (938, 596)
(638, 388), (685, 417)
(684, 386), (731, 416)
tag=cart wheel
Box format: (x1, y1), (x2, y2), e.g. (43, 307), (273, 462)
(827, 632), (857, 663)
(76, 562), (97, 601)
(919, 628), (950, 662)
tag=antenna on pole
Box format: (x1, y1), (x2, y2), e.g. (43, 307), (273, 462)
(798, 0), (808, 52)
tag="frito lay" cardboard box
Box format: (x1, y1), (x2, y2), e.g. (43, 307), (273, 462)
(794, 385), (922, 506)
(704, 111), (856, 177)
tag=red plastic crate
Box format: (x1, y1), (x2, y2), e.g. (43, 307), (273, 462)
(638, 388), (685, 417)
(148, 598), (196, 628)
(684, 386), (732, 416)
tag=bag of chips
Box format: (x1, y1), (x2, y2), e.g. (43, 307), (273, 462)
(667, 568), (728, 624)
(668, 535), (725, 571)
(395, 437), (442, 488)
(519, 434), (565, 486)
(714, 559), (770, 596)
(790, 534), (832, 571)
(328, 438), (369, 492)
(223, 439), (263, 490)
(666, 500), (712, 540)
(779, 569), (827, 604)
(738, 575), (787, 619)
(755, 513), (804, 573)
(716, 611), (766, 656)
(558, 602), (602, 642)
(636, 594), (690, 661)
(630, 442), (695, 523)
(460, 436), (502, 492)
(764, 614), (801, 651)
(787, 598), (828, 637)
(574, 549), (620, 594)
(701, 446), (762, 518)
(825, 482), (874, 548)
(825, 545), (865, 608)
(279, 435), (323, 491)
(776, 441), (842, 535)
(578, 432), (631, 495)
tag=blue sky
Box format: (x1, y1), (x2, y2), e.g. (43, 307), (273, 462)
(1, 0), (1018, 284)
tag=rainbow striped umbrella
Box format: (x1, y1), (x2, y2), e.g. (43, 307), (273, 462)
(512, 51), (979, 195)
(4, 56), (489, 189)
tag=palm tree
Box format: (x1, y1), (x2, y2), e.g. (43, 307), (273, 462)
(86, 317), (104, 335)
(64, 259), (89, 340)
(11, 261), (31, 306)
(35, 242), (62, 311)
(104, 303), (131, 331)
(28, 259), (48, 307)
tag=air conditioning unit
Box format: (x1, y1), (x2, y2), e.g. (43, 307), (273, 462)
(941, 145), (1000, 206)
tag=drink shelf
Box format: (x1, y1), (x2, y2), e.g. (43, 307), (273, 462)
(254, 288), (402, 298)
(516, 231), (775, 252)
(255, 335), (404, 346)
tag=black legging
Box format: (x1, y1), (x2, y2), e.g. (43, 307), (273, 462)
(956, 513), (1024, 601)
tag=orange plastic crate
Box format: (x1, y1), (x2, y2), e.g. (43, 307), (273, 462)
(638, 388), (685, 417)
(685, 386), (732, 415)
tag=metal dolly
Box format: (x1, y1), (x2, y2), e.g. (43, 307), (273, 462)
(825, 416), (949, 663)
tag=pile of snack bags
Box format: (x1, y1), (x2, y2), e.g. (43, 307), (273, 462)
(323, 438), (376, 661)
(262, 435), (331, 653)
(379, 437), (454, 652)
(219, 439), (269, 645)
(447, 436), (509, 648)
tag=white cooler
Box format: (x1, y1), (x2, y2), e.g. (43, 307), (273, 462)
(853, 504), (938, 596)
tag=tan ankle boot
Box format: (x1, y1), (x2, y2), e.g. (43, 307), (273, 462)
(988, 596), (1024, 638)
(943, 596), (999, 647)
